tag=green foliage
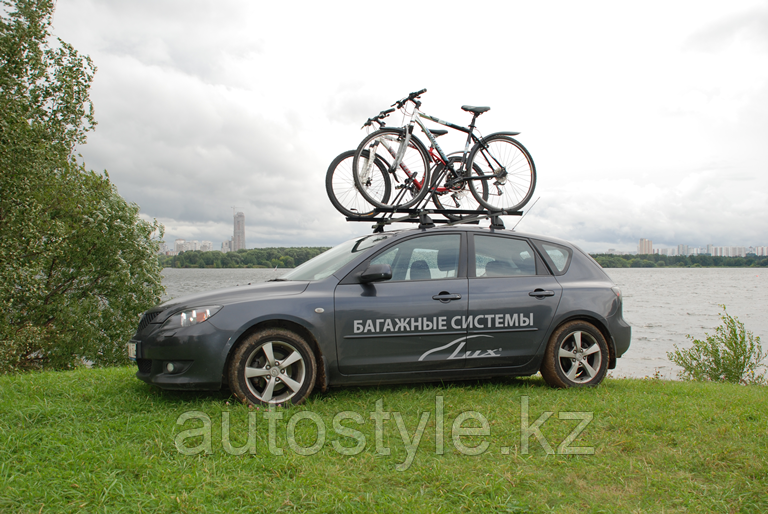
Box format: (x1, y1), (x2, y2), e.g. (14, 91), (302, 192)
(159, 247), (331, 269)
(592, 253), (768, 268)
(668, 306), (766, 385)
(0, 0), (164, 371)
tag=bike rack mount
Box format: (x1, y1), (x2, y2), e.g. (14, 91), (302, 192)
(345, 207), (522, 233)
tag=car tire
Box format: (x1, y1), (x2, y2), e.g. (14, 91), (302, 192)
(228, 328), (317, 406)
(540, 321), (608, 388)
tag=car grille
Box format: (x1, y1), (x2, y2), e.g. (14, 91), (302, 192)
(137, 311), (159, 333)
(136, 358), (152, 374)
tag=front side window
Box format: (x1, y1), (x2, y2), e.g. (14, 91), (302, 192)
(474, 235), (537, 277)
(370, 234), (461, 281)
(281, 234), (392, 281)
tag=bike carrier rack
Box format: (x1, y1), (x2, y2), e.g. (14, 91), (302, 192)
(345, 208), (522, 233)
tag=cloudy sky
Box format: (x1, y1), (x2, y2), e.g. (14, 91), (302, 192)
(51, 0), (768, 253)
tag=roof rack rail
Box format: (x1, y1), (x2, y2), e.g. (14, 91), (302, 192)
(345, 207), (522, 233)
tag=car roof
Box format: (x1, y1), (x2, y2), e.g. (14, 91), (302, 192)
(367, 224), (576, 248)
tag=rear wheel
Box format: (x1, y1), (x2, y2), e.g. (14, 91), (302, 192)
(431, 156), (488, 220)
(228, 328), (317, 405)
(467, 135), (535, 212)
(540, 321), (608, 388)
(353, 128), (431, 209)
(325, 150), (390, 218)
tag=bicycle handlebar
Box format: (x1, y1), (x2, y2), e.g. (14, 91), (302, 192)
(361, 107), (396, 128)
(393, 88), (427, 108)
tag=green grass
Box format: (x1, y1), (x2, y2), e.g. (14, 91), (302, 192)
(1, 367), (766, 513)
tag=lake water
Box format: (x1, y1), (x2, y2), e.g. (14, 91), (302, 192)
(161, 267), (768, 380)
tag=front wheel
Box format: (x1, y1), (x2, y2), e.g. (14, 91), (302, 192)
(467, 135), (536, 212)
(353, 128), (431, 209)
(325, 150), (390, 218)
(228, 328), (317, 405)
(540, 321), (608, 388)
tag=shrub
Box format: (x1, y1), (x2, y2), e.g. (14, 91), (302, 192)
(668, 306), (766, 385)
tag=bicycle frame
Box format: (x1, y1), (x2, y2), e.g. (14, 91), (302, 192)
(355, 89), (535, 215)
(397, 105), (490, 197)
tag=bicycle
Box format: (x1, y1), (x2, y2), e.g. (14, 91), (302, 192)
(353, 89), (536, 213)
(351, 106), (485, 220)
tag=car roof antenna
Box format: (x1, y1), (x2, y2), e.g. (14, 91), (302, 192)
(511, 196), (540, 231)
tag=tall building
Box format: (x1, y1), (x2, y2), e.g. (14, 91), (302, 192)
(233, 212), (246, 251)
(677, 244), (688, 257)
(638, 238), (652, 255)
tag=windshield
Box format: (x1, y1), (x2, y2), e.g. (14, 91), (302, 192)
(280, 233), (393, 281)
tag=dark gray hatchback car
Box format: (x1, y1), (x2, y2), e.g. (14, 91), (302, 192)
(130, 226), (631, 405)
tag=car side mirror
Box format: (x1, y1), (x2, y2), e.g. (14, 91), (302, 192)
(359, 263), (392, 284)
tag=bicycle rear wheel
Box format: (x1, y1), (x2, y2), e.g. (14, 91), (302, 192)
(326, 150), (390, 218)
(353, 128), (431, 210)
(431, 156), (488, 220)
(467, 135), (536, 212)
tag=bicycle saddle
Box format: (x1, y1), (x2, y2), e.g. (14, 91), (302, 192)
(430, 129), (448, 137)
(461, 105), (490, 115)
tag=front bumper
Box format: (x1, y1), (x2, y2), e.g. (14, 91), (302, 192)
(132, 318), (233, 391)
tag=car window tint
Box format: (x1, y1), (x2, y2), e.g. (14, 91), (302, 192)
(370, 234), (460, 281)
(474, 235), (536, 277)
(541, 243), (571, 273)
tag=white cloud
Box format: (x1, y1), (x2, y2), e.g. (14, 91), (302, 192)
(52, 0), (768, 251)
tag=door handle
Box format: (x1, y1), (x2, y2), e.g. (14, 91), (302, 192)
(432, 292), (462, 302)
(529, 289), (555, 298)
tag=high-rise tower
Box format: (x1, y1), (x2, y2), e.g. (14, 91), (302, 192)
(233, 212), (245, 251)
(638, 238), (652, 255)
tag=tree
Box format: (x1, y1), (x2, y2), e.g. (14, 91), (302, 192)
(0, 0), (164, 371)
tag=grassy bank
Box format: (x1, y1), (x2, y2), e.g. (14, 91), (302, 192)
(1, 367), (766, 513)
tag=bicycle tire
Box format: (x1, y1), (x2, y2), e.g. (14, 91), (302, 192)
(466, 135), (536, 212)
(353, 128), (431, 210)
(325, 150), (390, 218)
(430, 156), (488, 221)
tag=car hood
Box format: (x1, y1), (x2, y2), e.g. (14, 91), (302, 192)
(150, 280), (310, 320)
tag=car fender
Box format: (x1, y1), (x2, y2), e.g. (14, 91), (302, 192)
(213, 281), (338, 377)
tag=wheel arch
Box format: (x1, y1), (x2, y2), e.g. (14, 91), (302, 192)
(548, 314), (617, 370)
(223, 318), (329, 392)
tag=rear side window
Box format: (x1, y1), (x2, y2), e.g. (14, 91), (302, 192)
(539, 242), (572, 274)
(473, 235), (537, 277)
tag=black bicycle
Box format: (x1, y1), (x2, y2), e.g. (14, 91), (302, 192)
(353, 89), (536, 213)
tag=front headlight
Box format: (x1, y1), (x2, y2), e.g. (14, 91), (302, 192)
(163, 306), (222, 328)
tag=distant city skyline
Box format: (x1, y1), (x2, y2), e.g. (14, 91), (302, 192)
(161, 211), (247, 255)
(601, 239), (768, 257)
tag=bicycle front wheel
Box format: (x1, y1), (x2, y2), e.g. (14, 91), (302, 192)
(467, 135), (536, 212)
(325, 150), (390, 218)
(353, 128), (431, 210)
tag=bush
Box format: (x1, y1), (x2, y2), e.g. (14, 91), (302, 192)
(668, 306), (766, 385)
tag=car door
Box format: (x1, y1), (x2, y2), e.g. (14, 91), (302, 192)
(464, 234), (562, 368)
(334, 232), (468, 375)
